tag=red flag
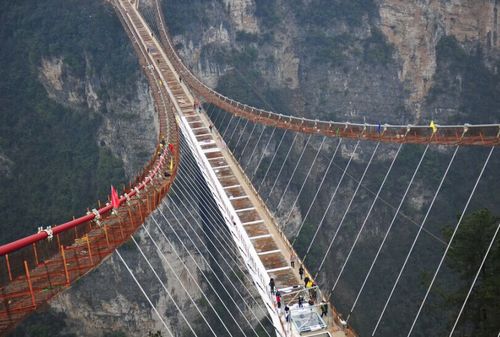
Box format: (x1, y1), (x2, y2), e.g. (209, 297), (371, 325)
(168, 143), (175, 153)
(111, 185), (120, 209)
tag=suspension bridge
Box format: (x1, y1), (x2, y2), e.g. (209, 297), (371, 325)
(0, 0), (499, 336)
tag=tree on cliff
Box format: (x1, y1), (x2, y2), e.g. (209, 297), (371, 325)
(443, 208), (499, 337)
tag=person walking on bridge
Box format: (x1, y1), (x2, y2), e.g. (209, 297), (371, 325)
(299, 265), (304, 280)
(269, 278), (275, 295)
(290, 251), (297, 268)
(320, 301), (328, 317)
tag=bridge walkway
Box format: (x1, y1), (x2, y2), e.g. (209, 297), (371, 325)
(118, 1), (352, 335)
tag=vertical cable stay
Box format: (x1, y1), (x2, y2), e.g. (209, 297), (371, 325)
(238, 123), (259, 162)
(405, 146), (495, 337)
(171, 138), (277, 328)
(257, 129), (288, 191)
(328, 143), (403, 298)
(115, 250), (174, 337)
(447, 222), (500, 337)
(228, 117), (244, 145)
(372, 145), (460, 336)
(292, 138), (343, 247)
(314, 142), (380, 279)
(265, 132), (299, 201)
(250, 127), (277, 180)
(222, 115), (236, 138)
(346, 143), (430, 323)
(275, 134), (313, 210)
(139, 222), (219, 337)
(302, 140), (361, 263)
(283, 136), (327, 226)
(232, 119), (250, 151)
(149, 215), (236, 337)
(129, 236), (199, 337)
(242, 124), (267, 169)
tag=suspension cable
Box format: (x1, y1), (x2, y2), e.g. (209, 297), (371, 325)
(115, 250), (174, 337)
(130, 236), (199, 337)
(227, 117), (244, 146)
(329, 143), (403, 297)
(233, 118), (250, 152)
(250, 127), (277, 180)
(242, 125), (267, 169)
(302, 140), (360, 263)
(346, 143), (430, 323)
(257, 129), (288, 191)
(140, 223), (219, 337)
(238, 123), (259, 162)
(275, 134), (313, 210)
(372, 145), (460, 336)
(265, 132), (299, 201)
(283, 136), (327, 225)
(222, 114), (236, 138)
(448, 222), (500, 337)
(170, 170), (277, 332)
(161, 201), (264, 337)
(162, 143), (274, 337)
(315, 142), (380, 279)
(292, 138), (342, 246)
(171, 138), (278, 329)
(405, 146), (495, 337)
(158, 204), (254, 337)
(149, 215), (236, 337)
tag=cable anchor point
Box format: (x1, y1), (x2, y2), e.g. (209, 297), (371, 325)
(37, 226), (53, 241)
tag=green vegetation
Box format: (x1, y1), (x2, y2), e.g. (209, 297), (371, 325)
(442, 209), (500, 337)
(0, 0), (140, 243)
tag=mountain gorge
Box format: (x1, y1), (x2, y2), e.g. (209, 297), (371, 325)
(0, 0), (499, 336)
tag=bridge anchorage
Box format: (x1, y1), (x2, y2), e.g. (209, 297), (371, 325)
(0, 0), (498, 336)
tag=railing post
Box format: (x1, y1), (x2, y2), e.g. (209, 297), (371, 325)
(24, 261), (36, 309)
(60, 245), (70, 286)
(32, 243), (39, 266)
(85, 235), (94, 266)
(103, 226), (111, 248)
(5, 255), (12, 281)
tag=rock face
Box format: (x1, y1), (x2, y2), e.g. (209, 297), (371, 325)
(379, 0), (500, 117)
(39, 56), (158, 179)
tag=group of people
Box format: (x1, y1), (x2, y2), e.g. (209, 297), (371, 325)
(267, 250), (330, 326)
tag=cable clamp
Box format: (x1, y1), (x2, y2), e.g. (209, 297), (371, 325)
(91, 209), (102, 227)
(38, 226), (53, 241)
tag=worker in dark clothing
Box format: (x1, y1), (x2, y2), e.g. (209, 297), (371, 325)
(269, 278), (275, 294)
(285, 305), (290, 322)
(304, 276), (310, 288)
(320, 301), (328, 317)
(299, 265), (304, 280)
(298, 295), (304, 308)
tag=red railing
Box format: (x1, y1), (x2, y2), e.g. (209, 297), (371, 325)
(0, 1), (181, 333)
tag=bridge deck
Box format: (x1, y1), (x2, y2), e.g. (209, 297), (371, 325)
(117, 1), (352, 335)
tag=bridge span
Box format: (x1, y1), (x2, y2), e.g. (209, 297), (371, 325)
(117, 0), (354, 336)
